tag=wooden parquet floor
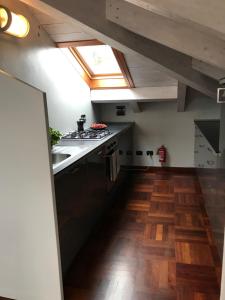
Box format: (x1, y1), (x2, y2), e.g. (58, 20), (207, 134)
(64, 170), (221, 300)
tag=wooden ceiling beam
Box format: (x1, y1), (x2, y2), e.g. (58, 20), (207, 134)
(192, 59), (225, 81)
(123, 0), (225, 40)
(107, 0), (225, 70)
(177, 82), (187, 112)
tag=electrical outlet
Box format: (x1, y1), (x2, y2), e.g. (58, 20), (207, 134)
(136, 151), (143, 156)
(147, 150), (154, 156)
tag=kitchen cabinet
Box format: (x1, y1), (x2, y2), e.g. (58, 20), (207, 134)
(54, 158), (88, 275)
(54, 126), (133, 276)
(54, 146), (107, 275)
(86, 147), (107, 223)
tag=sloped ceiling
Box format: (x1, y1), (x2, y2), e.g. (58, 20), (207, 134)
(21, 0), (219, 99)
(31, 9), (178, 88)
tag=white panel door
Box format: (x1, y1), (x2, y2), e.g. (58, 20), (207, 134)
(0, 71), (63, 300)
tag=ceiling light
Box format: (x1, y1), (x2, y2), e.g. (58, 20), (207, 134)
(0, 6), (30, 38)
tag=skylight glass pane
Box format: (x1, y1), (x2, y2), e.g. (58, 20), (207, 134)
(76, 45), (121, 75)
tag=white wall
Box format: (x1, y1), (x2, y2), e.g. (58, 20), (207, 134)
(0, 0), (96, 133)
(99, 89), (220, 167)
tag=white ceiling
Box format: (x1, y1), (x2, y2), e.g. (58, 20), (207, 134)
(31, 9), (177, 88)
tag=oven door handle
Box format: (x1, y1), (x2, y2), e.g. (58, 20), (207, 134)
(104, 148), (118, 158)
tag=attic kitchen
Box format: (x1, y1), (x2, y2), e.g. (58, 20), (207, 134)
(0, 0), (225, 300)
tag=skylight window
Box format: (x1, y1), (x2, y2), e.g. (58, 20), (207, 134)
(76, 45), (121, 75)
(57, 39), (134, 89)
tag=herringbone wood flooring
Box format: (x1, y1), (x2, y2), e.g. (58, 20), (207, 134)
(64, 170), (221, 300)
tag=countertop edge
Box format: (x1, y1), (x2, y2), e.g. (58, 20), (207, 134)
(53, 122), (134, 175)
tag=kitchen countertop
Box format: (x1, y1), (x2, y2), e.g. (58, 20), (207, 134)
(52, 122), (133, 175)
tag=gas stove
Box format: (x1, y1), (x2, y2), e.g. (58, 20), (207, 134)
(62, 128), (112, 141)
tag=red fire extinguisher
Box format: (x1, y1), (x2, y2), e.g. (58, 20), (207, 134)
(157, 145), (167, 164)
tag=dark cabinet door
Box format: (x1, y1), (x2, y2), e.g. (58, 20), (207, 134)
(86, 147), (107, 224)
(118, 127), (133, 166)
(54, 149), (107, 276)
(54, 160), (88, 275)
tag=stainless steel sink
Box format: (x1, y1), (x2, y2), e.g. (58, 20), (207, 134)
(52, 153), (71, 165)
